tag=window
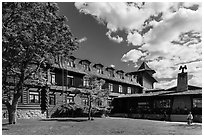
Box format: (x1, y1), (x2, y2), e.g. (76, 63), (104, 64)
(49, 94), (55, 105)
(154, 99), (171, 108)
(119, 85), (122, 93)
(98, 84), (102, 90)
(51, 73), (55, 84)
(83, 64), (89, 71)
(127, 87), (131, 94)
(97, 100), (102, 107)
(68, 60), (74, 67)
(82, 98), (89, 106)
(193, 98), (202, 108)
(19, 95), (23, 103)
(118, 73), (124, 79)
(109, 83), (113, 91)
(108, 71), (114, 77)
(97, 68), (103, 74)
(29, 91), (40, 103)
(67, 97), (74, 104)
(67, 75), (74, 87)
(83, 78), (89, 87)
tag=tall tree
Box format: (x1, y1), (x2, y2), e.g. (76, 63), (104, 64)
(2, 2), (78, 124)
(83, 75), (109, 120)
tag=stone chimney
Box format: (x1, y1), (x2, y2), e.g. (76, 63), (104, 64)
(177, 65), (188, 92)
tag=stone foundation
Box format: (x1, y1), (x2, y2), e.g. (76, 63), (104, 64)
(2, 109), (46, 119)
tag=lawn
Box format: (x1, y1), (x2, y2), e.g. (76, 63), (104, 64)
(2, 117), (202, 135)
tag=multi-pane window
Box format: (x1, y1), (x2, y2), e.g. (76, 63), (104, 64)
(49, 94), (55, 105)
(118, 73), (124, 79)
(193, 98), (202, 108)
(119, 85), (123, 93)
(82, 98), (89, 106)
(109, 83), (113, 91)
(67, 97), (74, 104)
(68, 60), (74, 67)
(154, 99), (171, 108)
(51, 73), (55, 84)
(83, 78), (89, 87)
(127, 87), (131, 94)
(67, 75), (74, 87)
(83, 64), (89, 71)
(29, 91), (40, 103)
(97, 68), (103, 74)
(108, 71), (114, 77)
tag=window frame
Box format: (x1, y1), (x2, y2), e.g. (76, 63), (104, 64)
(119, 85), (123, 93)
(109, 83), (113, 91)
(49, 94), (55, 105)
(29, 91), (40, 104)
(51, 73), (56, 84)
(127, 87), (131, 94)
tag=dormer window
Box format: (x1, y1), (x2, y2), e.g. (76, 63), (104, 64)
(125, 73), (132, 81)
(82, 63), (89, 71)
(79, 59), (91, 71)
(116, 70), (124, 79)
(93, 64), (104, 74)
(97, 68), (103, 74)
(68, 60), (74, 67)
(68, 56), (76, 67)
(106, 67), (115, 77)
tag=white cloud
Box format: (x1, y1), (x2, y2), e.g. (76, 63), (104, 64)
(127, 31), (143, 46)
(110, 64), (115, 68)
(78, 37), (87, 43)
(121, 49), (146, 63)
(75, 2), (202, 88)
(106, 31), (123, 43)
(154, 79), (177, 89)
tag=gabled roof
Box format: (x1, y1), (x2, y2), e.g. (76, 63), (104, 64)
(116, 70), (124, 74)
(106, 67), (115, 71)
(137, 62), (156, 74)
(79, 59), (91, 64)
(128, 62), (156, 75)
(93, 63), (104, 68)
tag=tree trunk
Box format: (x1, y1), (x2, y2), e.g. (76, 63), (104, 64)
(6, 90), (21, 124)
(8, 107), (17, 124)
(88, 94), (92, 120)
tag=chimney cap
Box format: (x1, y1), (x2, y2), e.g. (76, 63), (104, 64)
(179, 65), (187, 73)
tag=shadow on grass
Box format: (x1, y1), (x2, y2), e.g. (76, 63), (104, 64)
(2, 123), (11, 126)
(40, 118), (89, 122)
(2, 128), (9, 131)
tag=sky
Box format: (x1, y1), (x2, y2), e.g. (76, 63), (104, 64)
(57, 2), (202, 89)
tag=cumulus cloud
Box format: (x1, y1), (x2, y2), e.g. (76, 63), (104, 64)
(121, 49), (146, 63)
(154, 79), (177, 89)
(75, 2), (202, 88)
(127, 31), (143, 46)
(106, 31), (123, 43)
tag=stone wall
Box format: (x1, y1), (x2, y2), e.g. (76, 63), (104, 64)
(2, 109), (46, 119)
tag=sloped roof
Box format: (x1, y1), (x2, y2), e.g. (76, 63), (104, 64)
(166, 85), (202, 91)
(128, 62), (156, 75)
(138, 62), (153, 71)
(116, 89), (202, 98)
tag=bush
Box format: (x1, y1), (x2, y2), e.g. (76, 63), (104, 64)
(51, 103), (84, 118)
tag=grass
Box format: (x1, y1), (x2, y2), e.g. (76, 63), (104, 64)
(2, 117), (202, 135)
